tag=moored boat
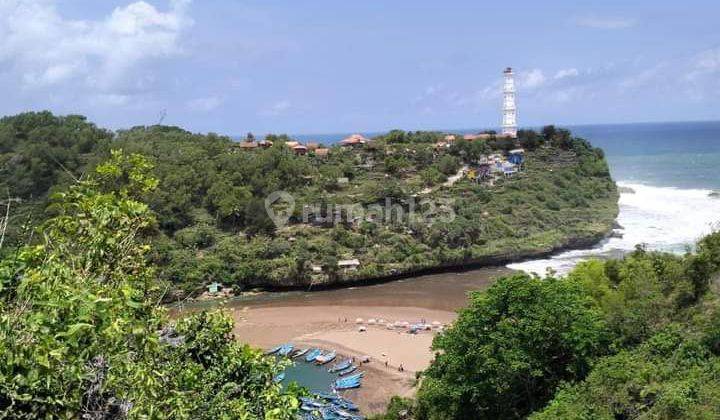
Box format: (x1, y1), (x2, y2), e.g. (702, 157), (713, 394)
(273, 372), (285, 382)
(277, 343), (294, 356)
(305, 348), (322, 362)
(292, 348), (309, 358)
(265, 345), (282, 355)
(328, 359), (352, 373)
(337, 365), (357, 376)
(315, 350), (337, 365)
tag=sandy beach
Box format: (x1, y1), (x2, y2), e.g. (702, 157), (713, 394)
(231, 305), (454, 414)
(174, 266), (509, 414)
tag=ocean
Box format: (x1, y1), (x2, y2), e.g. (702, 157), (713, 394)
(508, 121), (720, 275)
(293, 121), (720, 275)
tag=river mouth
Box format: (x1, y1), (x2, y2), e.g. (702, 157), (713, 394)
(172, 265), (512, 314)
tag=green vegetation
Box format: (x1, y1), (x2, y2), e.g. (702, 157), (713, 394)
(0, 152), (298, 418)
(375, 232), (720, 419)
(0, 112), (618, 299)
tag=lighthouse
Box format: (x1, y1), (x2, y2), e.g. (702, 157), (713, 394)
(502, 67), (518, 138)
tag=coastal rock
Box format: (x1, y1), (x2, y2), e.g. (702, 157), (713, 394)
(709, 191), (720, 199)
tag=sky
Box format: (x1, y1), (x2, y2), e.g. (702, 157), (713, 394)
(1, 0), (719, 136)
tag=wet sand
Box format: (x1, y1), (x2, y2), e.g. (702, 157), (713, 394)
(172, 266), (511, 414)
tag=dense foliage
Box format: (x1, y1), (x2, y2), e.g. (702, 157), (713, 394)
(0, 152), (298, 418)
(0, 112), (618, 299)
(377, 232), (720, 419)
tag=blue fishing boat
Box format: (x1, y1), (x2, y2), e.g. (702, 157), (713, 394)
(265, 345), (282, 355)
(334, 380), (361, 390)
(337, 365), (357, 376)
(328, 359), (352, 373)
(273, 372), (285, 382)
(277, 343), (294, 356)
(340, 372), (364, 381)
(315, 350), (337, 365)
(292, 348), (309, 358)
(305, 348), (322, 362)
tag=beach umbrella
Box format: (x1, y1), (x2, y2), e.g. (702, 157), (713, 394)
(368, 318), (376, 325)
(378, 318), (386, 324)
(355, 318), (364, 324)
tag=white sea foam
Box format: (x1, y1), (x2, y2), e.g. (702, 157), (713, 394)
(507, 182), (720, 276)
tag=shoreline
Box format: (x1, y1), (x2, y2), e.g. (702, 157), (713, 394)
(231, 305), (455, 415)
(183, 228), (615, 304)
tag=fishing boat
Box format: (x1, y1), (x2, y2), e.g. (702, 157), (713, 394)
(328, 359), (352, 373)
(265, 345), (282, 355)
(273, 372), (286, 383)
(340, 372), (364, 381)
(292, 348), (309, 358)
(277, 343), (294, 356)
(337, 365), (357, 376)
(315, 350), (337, 365)
(305, 348), (322, 362)
(334, 379), (361, 390)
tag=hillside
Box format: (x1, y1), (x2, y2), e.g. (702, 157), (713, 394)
(0, 112), (618, 298)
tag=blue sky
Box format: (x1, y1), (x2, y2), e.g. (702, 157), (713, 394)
(1, 0), (719, 135)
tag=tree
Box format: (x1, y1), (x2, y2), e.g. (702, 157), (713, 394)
(0, 151), (298, 419)
(416, 274), (610, 419)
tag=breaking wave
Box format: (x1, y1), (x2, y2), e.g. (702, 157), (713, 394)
(508, 182), (720, 276)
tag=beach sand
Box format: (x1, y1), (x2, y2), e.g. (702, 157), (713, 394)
(175, 267), (509, 414)
(232, 305), (454, 414)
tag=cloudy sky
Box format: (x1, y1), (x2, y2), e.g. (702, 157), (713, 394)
(1, 0), (718, 135)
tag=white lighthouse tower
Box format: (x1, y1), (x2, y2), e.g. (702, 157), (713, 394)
(501, 67), (518, 138)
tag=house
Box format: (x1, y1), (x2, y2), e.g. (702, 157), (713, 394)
(314, 148), (329, 158)
(339, 134), (369, 148)
(258, 140), (273, 148)
(285, 141), (300, 148)
(306, 142), (320, 151)
(292, 144), (308, 155)
(239, 141), (258, 150)
(444, 134), (457, 143)
(338, 259), (360, 272)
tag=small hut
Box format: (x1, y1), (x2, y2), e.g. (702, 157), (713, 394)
(339, 134), (368, 148)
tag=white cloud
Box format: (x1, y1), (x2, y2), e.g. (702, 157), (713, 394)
(186, 96), (222, 112)
(518, 69), (546, 89)
(572, 16), (637, 29)
(0, 0), (192, 91)
(554, 68), (579, 80)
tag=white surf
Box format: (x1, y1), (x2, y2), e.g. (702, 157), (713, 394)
(507, 182), (720, 276)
